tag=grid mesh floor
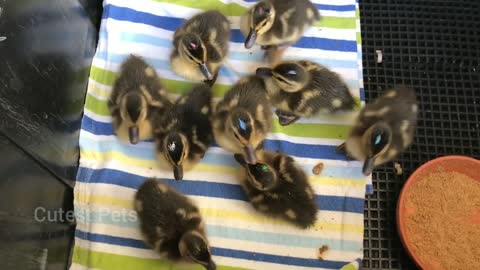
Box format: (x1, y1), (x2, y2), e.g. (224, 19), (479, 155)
(359, 1), (480, 269)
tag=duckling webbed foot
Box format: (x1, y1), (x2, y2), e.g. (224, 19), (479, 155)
(275, 110), (300, 126)
(204, 72), (218, 86)
(336, 142), (354, 161)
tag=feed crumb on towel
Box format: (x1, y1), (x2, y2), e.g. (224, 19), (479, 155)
(312, 162), (324, 175)
(317, 245), (329, 260)
(404, 171), (480, 269)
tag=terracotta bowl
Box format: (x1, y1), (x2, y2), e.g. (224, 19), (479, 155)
(397, 156), (480, 269)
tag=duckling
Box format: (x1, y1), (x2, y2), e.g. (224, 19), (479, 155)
(240, 0), (320, 62)
(256, 60), (356, 126)
(135, 179), (216, 270)
(234, 150), (318, 229)
(339, 86), (418, 176)
(154, 84), (213, 180)
(108, 55), (172, 144)
(212, 76), (272, 164)
(171, 10), (230, 85)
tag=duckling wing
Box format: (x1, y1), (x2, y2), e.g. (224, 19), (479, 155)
(136, 180), (203, 243)
(176, 85), (213, 152)
(308, 68), (355, 112)
(268, 0), (319, 42)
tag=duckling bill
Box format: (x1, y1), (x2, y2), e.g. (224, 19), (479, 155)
(234, 151), (318, 229)
(154, 84), (213, 180)
(256, 60), (355, 126)
(135, 179), (216, 270)
(212, 76), (272, 164)
(171, 10), (230, 85)
(108, 55), (172, 144)
(340, 86), (418, 175)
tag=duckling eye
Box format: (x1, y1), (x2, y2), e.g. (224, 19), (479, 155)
(238, 118), (247, 131)
(258, 7), (264, 15)
(259, 7), (270, 15)
(287, 70), (297, 76)
(189, 42), (198, 50)
(168, 142), (176, 152)
(260, 164), (269, 172)
(374, 134), (383, 145)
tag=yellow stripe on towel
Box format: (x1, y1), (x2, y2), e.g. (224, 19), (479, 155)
(74, 194), (363, 235)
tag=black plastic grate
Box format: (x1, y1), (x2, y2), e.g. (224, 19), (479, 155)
(359, 1), (480, 269)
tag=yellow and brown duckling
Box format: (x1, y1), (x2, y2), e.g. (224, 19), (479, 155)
(256, 60), (356, 126)
(212, 76), (272, 164)
(339, 86), (418, 176)
(154, 84), (213, 180)
(135, 179), (216, 270)
(240, 0), (320, 62)
(171, 10), (230, 85)
(108, 55), (172, 144)
(234, 150), (318, 229)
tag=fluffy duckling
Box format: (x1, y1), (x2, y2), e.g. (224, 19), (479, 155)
(240, 0), (320, 62)
(108, 55), (172, 144)
(135, 179), (216, 270)
(256, 60), (356, 126)
(154, 84), (213, 180)
(339, 86), (418, 175)
(171, 10), (230, 85)
(234, 150), (318, 229)
(212, 76), (272, 164)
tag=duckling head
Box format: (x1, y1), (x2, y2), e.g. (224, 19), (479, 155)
(256, 62), (310, 92)
(234, 154), (277, 191)
(179, 33), (213, 81)
(120, 92), (148, 144)
(362, 122), (392, 176)
(247, 163), (277, 191)
(245, 1), (276, 49)
(162, 132), (189, 181)
(179, 230), (216, 270)
(229, 110), (257, 164)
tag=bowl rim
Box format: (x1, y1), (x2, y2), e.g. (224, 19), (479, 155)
(396, 155), (480, 269)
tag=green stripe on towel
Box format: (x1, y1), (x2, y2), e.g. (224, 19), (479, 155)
(84, 92), (351, 140)
(151, 0), (356, 29)
(73, 246), (251, 270)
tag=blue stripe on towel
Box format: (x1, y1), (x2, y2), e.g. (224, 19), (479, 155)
(75, 229), (351, 269)
(81, 115), (349, 161)
(79, 136), (365, 179)
(75, 209), (363, 252)
(103, 4), (357, 52)
(76, 167), (365, 214)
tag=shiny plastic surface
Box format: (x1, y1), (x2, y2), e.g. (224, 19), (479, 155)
(0, 0), (99, 182)
(0, 0), (101, 269)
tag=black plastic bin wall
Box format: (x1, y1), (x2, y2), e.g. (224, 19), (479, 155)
(0, 0), (101, 269)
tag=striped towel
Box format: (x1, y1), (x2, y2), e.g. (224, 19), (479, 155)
(72, 0), (371, 269)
